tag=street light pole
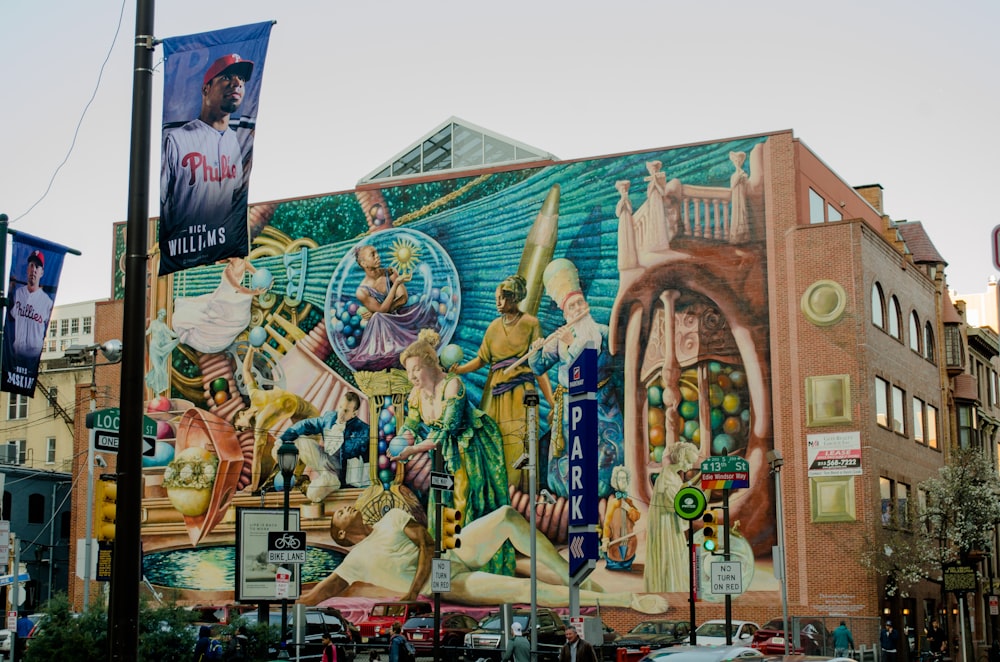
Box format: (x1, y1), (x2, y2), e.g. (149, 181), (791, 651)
(277, 440), (299, 660)
(524, 391), (540, 662)
(767, 450), (789, 655)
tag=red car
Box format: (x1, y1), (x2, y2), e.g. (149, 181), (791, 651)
(357, 600), (433, 647)
(403, 612), (480, 661)
(750, 618), (827, 655)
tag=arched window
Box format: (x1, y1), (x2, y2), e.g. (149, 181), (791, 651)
(871, 283), (885, 329)
(888, 296), (902, 339)
(909, 311), (921, 352)
(924, 322), (936, 362)
(28, 493), (44, 523)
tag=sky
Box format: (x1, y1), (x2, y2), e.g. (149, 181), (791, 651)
(2, 0), (998, 306)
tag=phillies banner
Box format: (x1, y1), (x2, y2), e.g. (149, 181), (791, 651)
(2, 234), (70, 396)
(159, 22), (273, 276)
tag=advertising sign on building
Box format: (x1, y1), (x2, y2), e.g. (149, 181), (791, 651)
(806, 431), (862, 477)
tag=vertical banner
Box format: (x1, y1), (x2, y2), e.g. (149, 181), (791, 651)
(2, 234), (68, 396)
(159, 21), (273, 276)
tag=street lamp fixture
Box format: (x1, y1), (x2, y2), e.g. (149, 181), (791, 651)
(276, 440), (299, 660)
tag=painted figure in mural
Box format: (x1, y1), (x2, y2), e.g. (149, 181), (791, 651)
(278, 392), (370, 501)
(729, 151), (750, 243)
(391, 328), (515, 575)
(452, 275), (554, 490)
(528, 258), (624, 499)
(644, 440), (700, 593)
(235, 344), (319, 491)
(348, 244), (440, 371)
(9, 250), (53, 363)
(602, 465), (640, 571)
(299, 504), (668, 614)
(146, 308), (180, 396)
(172, 257), (268, 354)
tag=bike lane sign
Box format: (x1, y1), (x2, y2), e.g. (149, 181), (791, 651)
(267, 531), (306, 564)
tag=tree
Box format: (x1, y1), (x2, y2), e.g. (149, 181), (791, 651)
(861, 447), (1000, 595)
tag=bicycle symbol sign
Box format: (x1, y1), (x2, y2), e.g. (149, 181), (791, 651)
(267, 530), (306, 564)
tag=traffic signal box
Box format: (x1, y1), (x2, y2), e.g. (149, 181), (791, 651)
(96, 475), (118, 543)
(702, 508), (723, 554)
(440, 507), (463, 551)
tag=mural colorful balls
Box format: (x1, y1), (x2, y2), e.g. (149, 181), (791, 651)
(210, 378), (228, 394)
(708, 384), (725, 407)
(678, 400), (698, 420)
(439, 344), (464, 369)
(712, 433), (735, 455)
(648, 425), (665, 447)
(387, 435), (409, 458)
(378, 469), (394, 484)
(248, 326), (267, 347)
(723, 416), (742, 435)
(647, 385), (663, 407)
(722, 393), (742, 414)
(710, 408), (724, 430)
(708, 361), (722, 375)
(250, 267), (273, 291)
(647, 407), (665, 427)
(142, 440), (174, 467)
(729, 370), (747, 389)
(156, 420), (174, 439)
(213, 391), (229, 405)
(651, 445), (664, 463)
(377, 439), (388, 454)
(683, 420), (700, 440)
(148, 396), (171, 413)
(378, 455), (390, 470)
(325, 228), (461, 372)
(273, 474), (296, 491)
(716, 373), (732, 391)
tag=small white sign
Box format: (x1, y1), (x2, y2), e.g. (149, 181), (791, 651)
(275, 567), (291, 598)
(6, 611), (15, 630)
(710, 561), (744, 595)
(431, 558), (451, 593)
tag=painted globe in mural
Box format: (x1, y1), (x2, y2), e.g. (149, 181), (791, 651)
(326, 228), (461, 373)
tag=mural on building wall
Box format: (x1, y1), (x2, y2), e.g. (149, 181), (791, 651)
(137, 135), (777, 614)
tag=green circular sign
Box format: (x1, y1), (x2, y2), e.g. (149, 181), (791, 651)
(674, 486), (708, 520)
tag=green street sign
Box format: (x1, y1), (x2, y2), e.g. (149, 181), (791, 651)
(674, 486), (708, 520)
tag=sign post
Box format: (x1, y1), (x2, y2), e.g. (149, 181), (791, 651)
(567, 345), (599, 619)
(86, 407), (158, 457)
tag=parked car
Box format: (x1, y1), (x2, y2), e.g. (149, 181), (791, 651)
(357, 600), (432, 649)
(638, 644), (764, 662)
(0, 628), (10, 659)
(402, 612), (479, 661)
(751, 619), (827, 655)
(464, 608), (566, 662)
(616, 621), (692, 649)
(241, 606), (360, 661)
(689, 621), (760, 647)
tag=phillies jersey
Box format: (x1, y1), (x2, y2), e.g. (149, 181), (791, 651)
(10, 285), (52, 361)
(159, 119), (249, 274)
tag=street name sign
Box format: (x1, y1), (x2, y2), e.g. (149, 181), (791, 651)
(86, 407), (157, 457)
(700, 456), (750, 490)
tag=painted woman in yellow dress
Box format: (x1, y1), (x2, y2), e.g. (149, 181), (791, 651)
(452, 275), (554, 490)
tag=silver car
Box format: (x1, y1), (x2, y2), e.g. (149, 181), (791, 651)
(638, 644), (765, 662)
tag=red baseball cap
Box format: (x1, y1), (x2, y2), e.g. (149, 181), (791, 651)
(28, 250), (44, 267)
(203, 53), (254, 86)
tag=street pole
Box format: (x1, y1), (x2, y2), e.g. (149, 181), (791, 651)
(110, 0), (155, 657)
(767, 451), (789, 655)
(83, 402), (95, 608)
(525, 391), (540, 662)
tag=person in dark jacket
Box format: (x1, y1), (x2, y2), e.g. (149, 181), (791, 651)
(559, 626), (597, 662)
(880, 621), (899, 662)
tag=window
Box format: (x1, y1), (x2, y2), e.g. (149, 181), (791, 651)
(83, 316), (92, 334)
(827, 203), (843, 222)
(4, 440), (26, 465)
(913, 398), (925, 443)
(924, 322), (935, 362)
(927, 405), (939, 449)
(47, 386), (57, 407)
(809, 188), (825, 224)
(871, 283), (885, 329)
(888, 296), (902, 339)
(909, 312), (921, 353)
(46, 437), (56, 464)
(896, 482), (910, 529)
(880, 477), (892, 526)
(7, 394), (27, 420)
(875, 377), (890, 428)
(60, 318), (70, 336)
(917, 489), (928, 533)
(28, 493), (44, 523)
(49, 325), (57, 338)
(70, 318), (80, 334)
(944, 324), (964, 368)
(958, 405), (977, 448)
(892, 385), (905, 434)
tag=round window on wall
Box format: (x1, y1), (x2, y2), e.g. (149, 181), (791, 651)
(801, 279), (847, 326)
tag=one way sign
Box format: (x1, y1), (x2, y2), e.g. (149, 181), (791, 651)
(430, 471), (454, 491)
(568, 530), (598, 580)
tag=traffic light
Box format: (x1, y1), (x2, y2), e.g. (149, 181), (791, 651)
(96, 475), (118, 542)
(440, 507), (463, 551)
(702, 508), (722, 554)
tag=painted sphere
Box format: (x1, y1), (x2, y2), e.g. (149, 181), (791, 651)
(156, 420), (174, 439)
(679, 382), (699, 402)
(647, 385), (664, 407)
(248, 326), (267, 347)
(273, 474), (296, 491)
(678, 400), (698, 421)
(379, 409), (393, 424)
(716, 373), (732, 391)
(708, 361), (722, 375)
(377, 439), (388, 454)
(651, 445), (664, 463)
(378, 469), (394, 484)
(648, 425), (665, 447)
(722, 393), (742, 414)
(647, 407), (665, 427)
(723, 416), (742, 435)
(683, 420), (700, 440)
(147, 396), (171, 413)
(439, 344), (464, 369)
(729, 370), (747, 389)
(213, 391), (229, 405)
(345, 335), (357, 348)
(387, 435), (409, 458)
(378, 455), (390, 470)
(209, 378), (227, 394)
(710, 408), (724, 430)
(348, 302), (358, 315)
(712, 433), (735, 455)
(250, 268), (273, 291)
(708, 385), (725, 407)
